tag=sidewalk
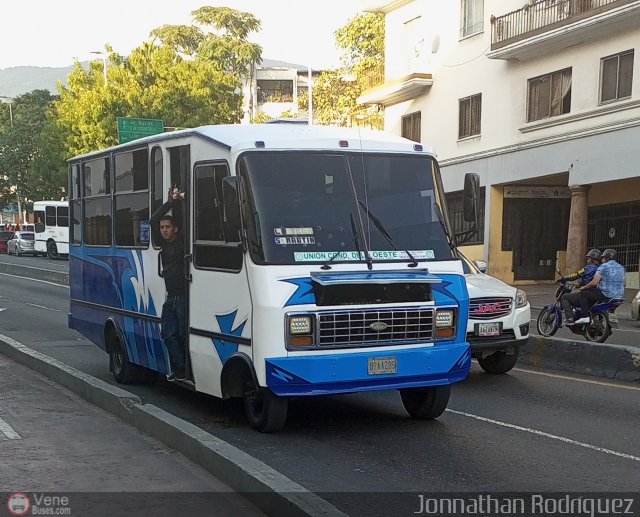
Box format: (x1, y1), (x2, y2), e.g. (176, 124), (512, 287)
(0, 354), (264, 517)
(519, 283), (638, 321)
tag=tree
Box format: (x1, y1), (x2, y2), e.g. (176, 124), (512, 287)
(0, 90), (60, 212)
(303, 12), (385, 128)
(152, 6), (262, 120)
(54, 42), (243, 156)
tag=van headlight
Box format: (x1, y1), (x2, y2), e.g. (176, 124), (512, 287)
(516, 289), (528, 308)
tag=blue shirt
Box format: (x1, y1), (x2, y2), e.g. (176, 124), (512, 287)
(596, 260), (625, 299)
(582, 264), (598, 285)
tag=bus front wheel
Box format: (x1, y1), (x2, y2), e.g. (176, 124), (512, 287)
(47, 241), (59, 260)
(242, 379), (288, 433)
(400, 385), (451, 420)
(108, 329), (147, 384)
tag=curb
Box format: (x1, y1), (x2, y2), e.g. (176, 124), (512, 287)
(0, 334), (346, 517)
(0, 262), (68, 286)
(519, 335), (640, 383)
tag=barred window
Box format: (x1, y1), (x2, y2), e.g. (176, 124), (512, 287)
(446, 187), (485, 245)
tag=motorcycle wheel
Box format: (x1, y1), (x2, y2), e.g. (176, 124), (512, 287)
(536, 308), (558, 337)
(584, 311), (611, 343)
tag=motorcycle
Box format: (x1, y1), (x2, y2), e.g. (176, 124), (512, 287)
(536, 282), (623, 343)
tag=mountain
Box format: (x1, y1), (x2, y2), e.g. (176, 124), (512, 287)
(0, 65), (77, 97)
(0, 58), (312, 98)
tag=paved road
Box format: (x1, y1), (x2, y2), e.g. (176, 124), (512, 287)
(1, 257), (639, 516)
(0, 354), (263, 516)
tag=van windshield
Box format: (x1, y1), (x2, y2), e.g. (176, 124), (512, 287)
(239, 151), (453, 266)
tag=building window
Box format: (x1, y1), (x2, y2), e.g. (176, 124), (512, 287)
(257, 80), (294, 103)
(461, 0), (484, 38)
(459, 94), (481, 139)
(527, 68), (572, 122)
(600, 50), (634, 104)
(446, 187), (485, 245)
(401, 111), (421, 142)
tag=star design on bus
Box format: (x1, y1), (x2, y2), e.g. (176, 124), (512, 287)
(212, 311), (247, 363)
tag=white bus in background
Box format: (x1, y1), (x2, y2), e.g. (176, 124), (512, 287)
(33, 200), (69, 259)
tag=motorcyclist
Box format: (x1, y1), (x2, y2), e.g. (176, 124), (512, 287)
(577, 248), (625, 319)
(560, 249), (601, 325)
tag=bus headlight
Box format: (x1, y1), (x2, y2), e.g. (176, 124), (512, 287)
(289, 315), (312, 335)
(516, 289), (528, 308)
(435, 309), (455, 339)
(435, 310), (454, 328)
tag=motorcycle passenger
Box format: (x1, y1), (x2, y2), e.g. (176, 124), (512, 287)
(560, 249), (602, 325)
(577, 248), (625, 321)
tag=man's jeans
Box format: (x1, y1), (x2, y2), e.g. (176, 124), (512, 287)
(560, 291), (581, 320)
(161, 294), (186, 372)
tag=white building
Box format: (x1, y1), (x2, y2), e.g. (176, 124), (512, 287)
(242, 59), (316, 123)
(359, 0), (640, 286)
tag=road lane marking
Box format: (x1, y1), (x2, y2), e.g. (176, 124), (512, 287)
(446, 408), (640, 462)
(512, 367), (640, 392)
(25, 303), (62, 312)
(0, 272), (68, 289)
(0, 262), (67, 275)
(0, 416), (21, 440)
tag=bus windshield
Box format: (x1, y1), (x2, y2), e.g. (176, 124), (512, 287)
(239, 151), (454, 266)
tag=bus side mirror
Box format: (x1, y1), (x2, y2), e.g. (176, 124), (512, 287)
(463, 173), (480, 226)
(222, 176), (242, 243)
(35, 223), (45, 234)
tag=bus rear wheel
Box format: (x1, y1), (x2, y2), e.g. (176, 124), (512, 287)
(47, 241), (59, 260)
(400, 385), (451, 419)
(242, 379), (288, 433)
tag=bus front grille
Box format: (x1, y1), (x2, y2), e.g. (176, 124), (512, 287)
(318, 308), (434, 347)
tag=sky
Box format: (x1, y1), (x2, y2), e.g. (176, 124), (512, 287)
(0, 0), (364, 71)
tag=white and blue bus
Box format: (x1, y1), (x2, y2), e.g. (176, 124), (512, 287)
(68, 124), (478, 432)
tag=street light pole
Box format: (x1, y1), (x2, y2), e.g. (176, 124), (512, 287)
(90, 51), (108, 85)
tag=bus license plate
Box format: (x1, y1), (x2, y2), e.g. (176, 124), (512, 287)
(368, 357), (397, 375)
(477, 322), (501, 337)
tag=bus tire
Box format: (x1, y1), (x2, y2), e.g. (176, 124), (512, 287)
(47, 241), (59, 260)
(108, 329), (147, 384)
(400, 384), (451, 419)
(242, 379), (288, 433)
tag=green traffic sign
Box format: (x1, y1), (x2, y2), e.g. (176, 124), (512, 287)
(117, 117), (164, 144)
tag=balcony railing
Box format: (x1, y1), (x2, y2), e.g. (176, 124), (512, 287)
(491, 0), (634, 49)
(359, 63), (386, 91)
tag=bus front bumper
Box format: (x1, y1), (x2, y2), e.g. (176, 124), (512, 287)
(265, 342), (470, 396)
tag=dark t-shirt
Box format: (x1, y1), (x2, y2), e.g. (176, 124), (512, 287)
(151, 200), (185, 296)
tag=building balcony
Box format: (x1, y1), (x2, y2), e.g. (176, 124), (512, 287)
(357, 63), (433, 107)
(488, 0), (640, 60)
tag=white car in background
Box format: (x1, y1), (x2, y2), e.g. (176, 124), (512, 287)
(461, 255), (531, 374)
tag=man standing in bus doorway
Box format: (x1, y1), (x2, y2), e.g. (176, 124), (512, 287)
(151, 187), (187, 381)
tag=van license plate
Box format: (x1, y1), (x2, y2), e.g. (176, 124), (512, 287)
(477, 322), (501, 337)
(368, 357), (397, 375)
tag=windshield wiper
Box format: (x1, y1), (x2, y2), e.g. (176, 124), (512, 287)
(433, 203), (457, 251)
(357, 200), (418, 267)
(320, 212), (371, 270)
